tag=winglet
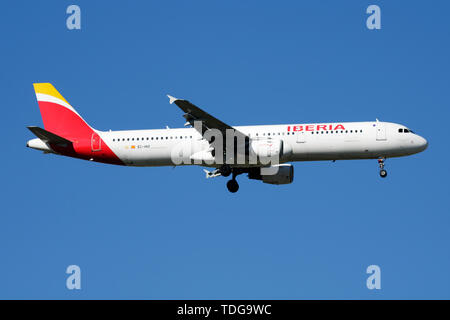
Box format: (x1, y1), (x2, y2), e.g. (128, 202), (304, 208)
(167, 94), (178, 104)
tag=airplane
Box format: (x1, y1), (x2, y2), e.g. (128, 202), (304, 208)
(27, 83), (428, 193)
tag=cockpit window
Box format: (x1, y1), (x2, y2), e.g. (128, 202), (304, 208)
(399, 128), (415, 133)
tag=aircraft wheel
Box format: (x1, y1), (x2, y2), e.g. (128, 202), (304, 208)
(379, 169), (388, 178)
(227, 179), (239, 193)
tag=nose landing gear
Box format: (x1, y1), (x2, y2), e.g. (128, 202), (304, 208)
(378, 158), (387, 178)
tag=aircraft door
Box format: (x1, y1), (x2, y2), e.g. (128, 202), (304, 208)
(91, 132), (102, 151)
(376, 123), (387, 141)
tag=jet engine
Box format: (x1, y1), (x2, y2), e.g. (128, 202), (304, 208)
(248, 164), (294, 185)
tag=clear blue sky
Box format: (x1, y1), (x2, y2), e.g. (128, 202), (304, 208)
(1, 0), (449, 299)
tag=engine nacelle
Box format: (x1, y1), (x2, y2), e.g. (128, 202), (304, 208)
(248, 164), (294, 185)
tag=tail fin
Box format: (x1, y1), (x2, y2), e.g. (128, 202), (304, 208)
(33, 83), (94, 140)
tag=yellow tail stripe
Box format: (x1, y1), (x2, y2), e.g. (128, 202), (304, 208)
(33, 83), (70, 105)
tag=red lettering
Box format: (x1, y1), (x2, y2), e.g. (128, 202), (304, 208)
(288, 124), (345, 132)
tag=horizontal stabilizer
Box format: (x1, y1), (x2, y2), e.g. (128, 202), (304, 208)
(27, 126), (72, 145)
(203, 168), (222, 179)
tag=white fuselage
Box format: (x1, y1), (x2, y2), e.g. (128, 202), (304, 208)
(96, 121), (428, 167)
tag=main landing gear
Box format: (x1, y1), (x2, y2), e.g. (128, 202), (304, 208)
(226, 168), (242, 193)
(378, 158), (387, 178)
(219, 164), (232, 177)
(204, 166), (242, 193)
(226, 178), (239, 193)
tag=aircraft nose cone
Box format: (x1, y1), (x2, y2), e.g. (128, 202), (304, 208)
(418, 136), (428, 151)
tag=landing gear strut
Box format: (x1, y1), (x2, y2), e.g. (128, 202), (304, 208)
(378, 158), (387, 178)
(226, 170), (241, 193)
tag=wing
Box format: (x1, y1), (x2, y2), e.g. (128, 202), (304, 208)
(167, 95), (247, 140)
